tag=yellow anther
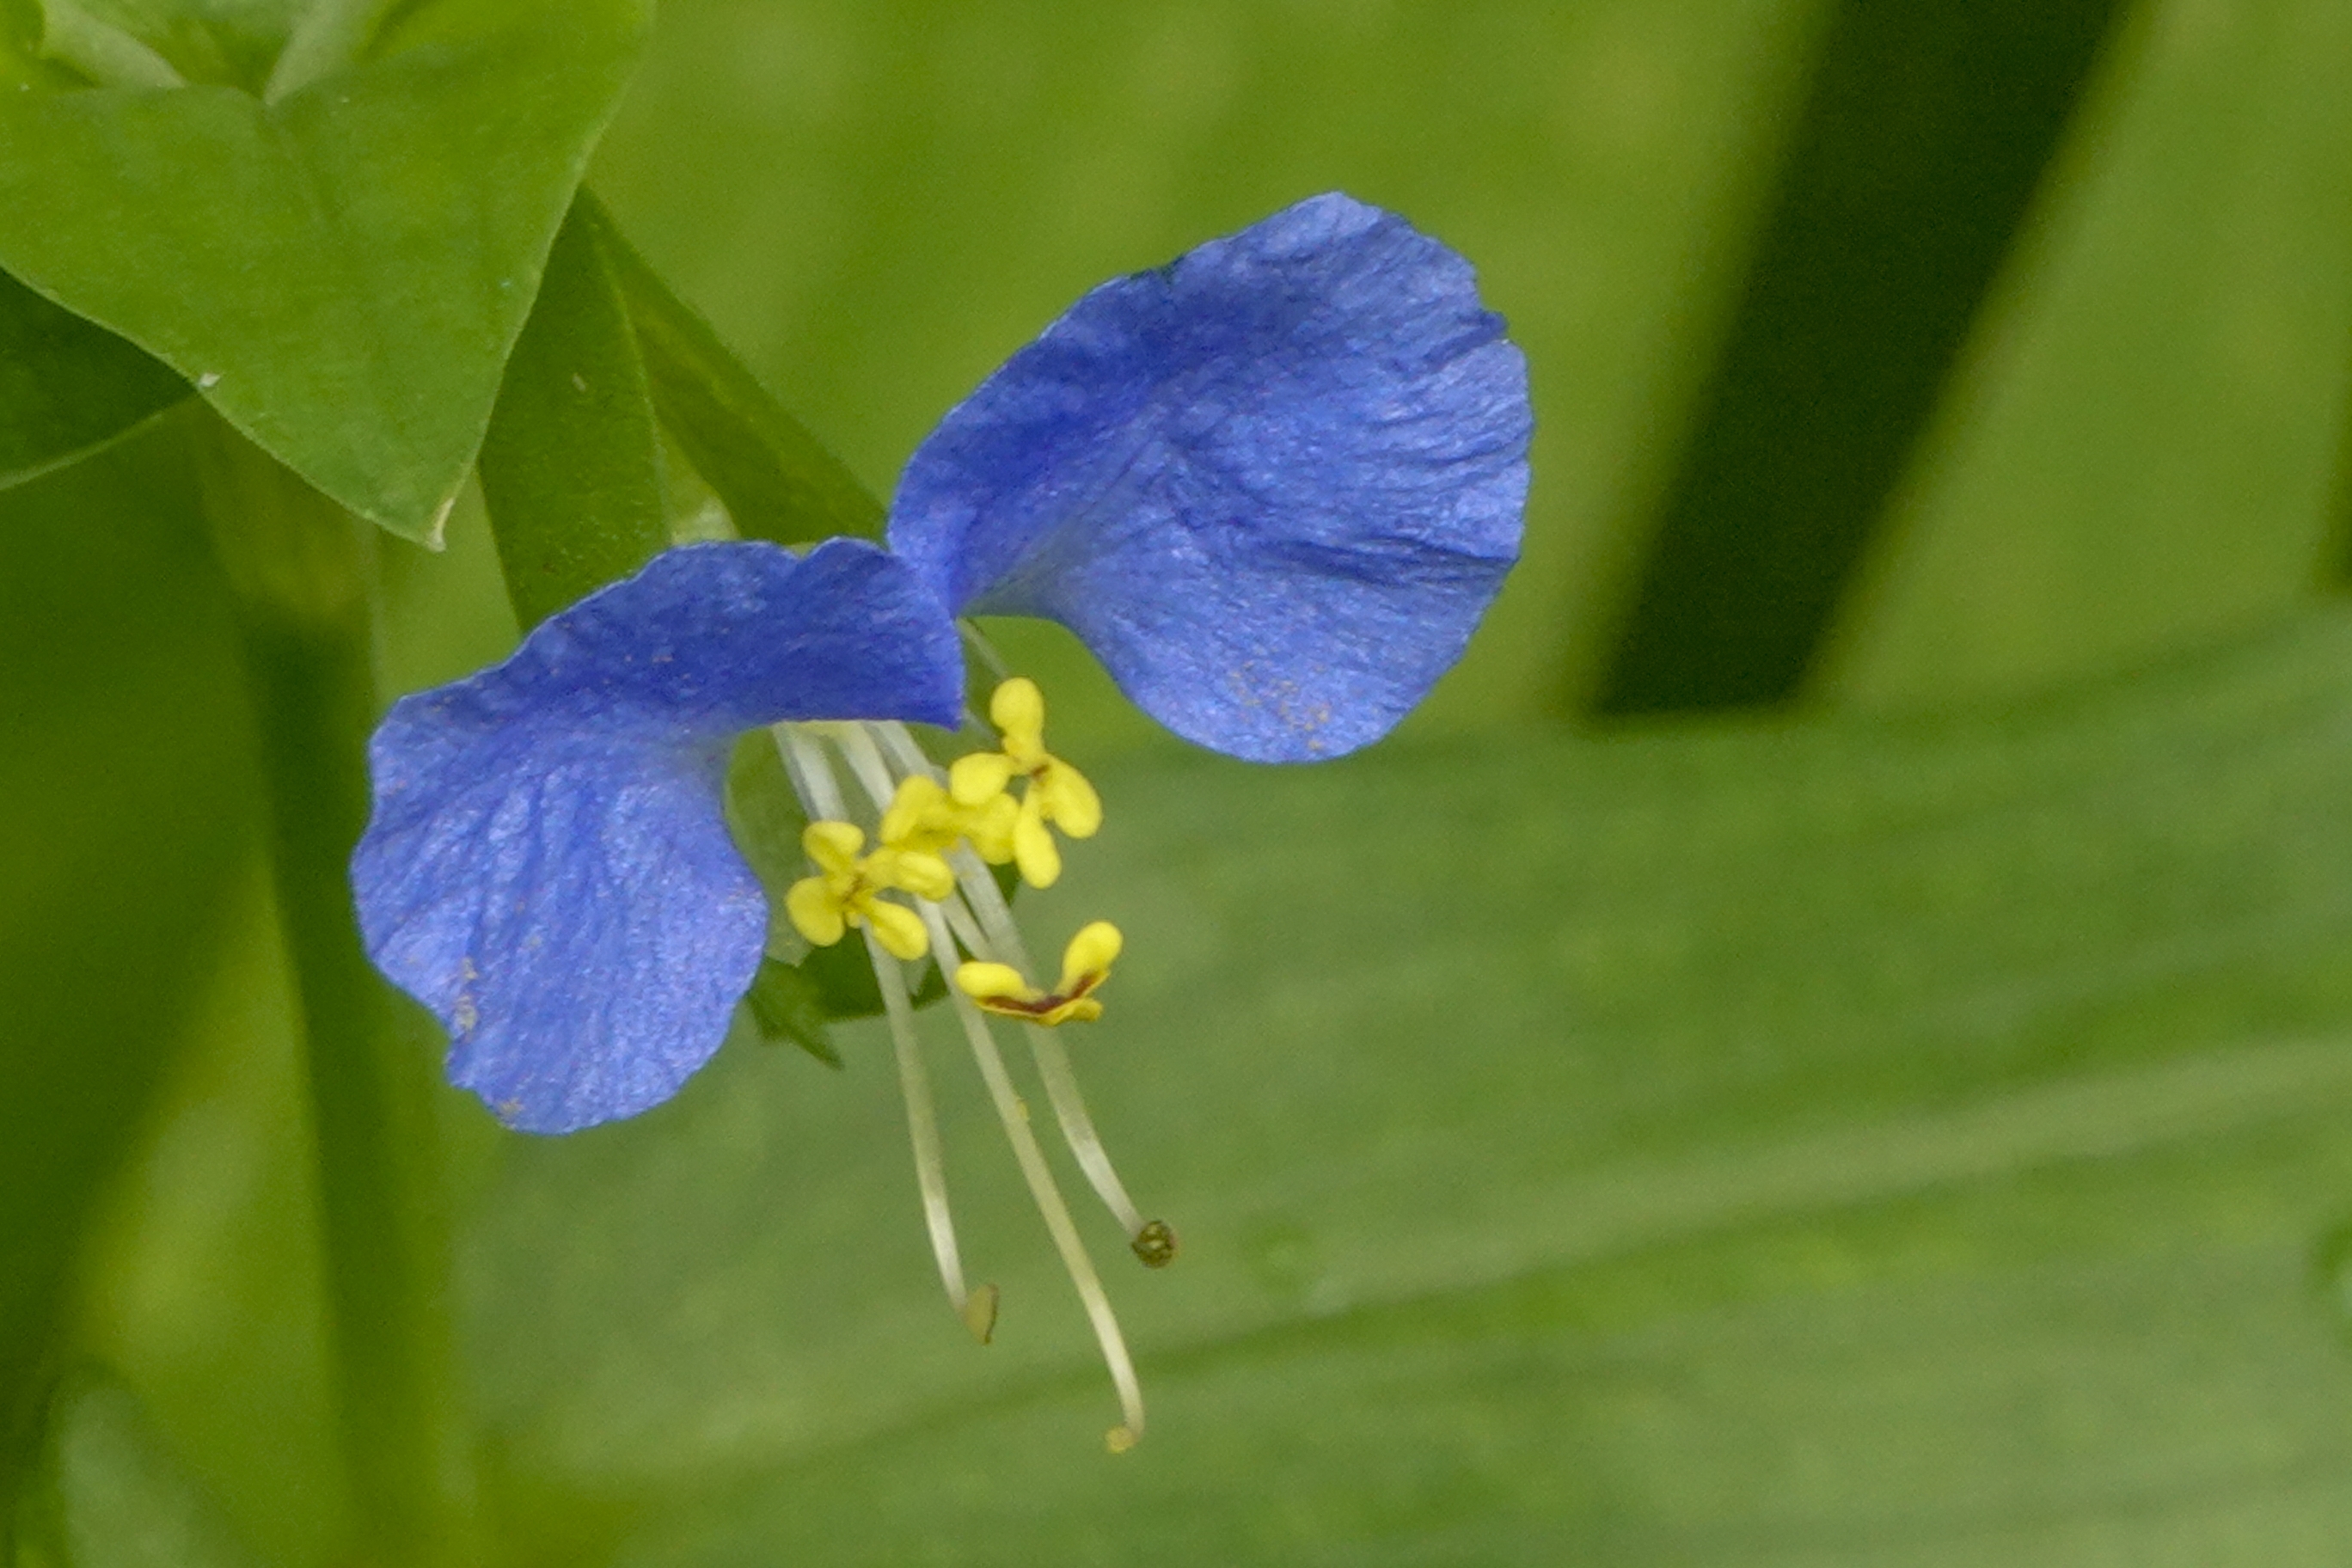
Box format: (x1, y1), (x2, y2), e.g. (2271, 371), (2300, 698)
(953, 920), (1123, 1026)
(948, 750), (1017, 808)
(804, 818), (864, 873)
(1057, 920), (1122, 989)
(782, 820), (938, 961)
(953, 960), (1034, 1004)
(863, 900), (930, 963)
(1035, 762), (1102, 838)
(869, 844), (955, 903)
(991, 675), (1047, 748)
(880, 775), (1018, 867)
(1011, 801), (1061, 890)
(953, 677), (1103, 890)
(879, 775), (955, 853)
(783, 876), (848, 947)
(961, 793), (1020, 864)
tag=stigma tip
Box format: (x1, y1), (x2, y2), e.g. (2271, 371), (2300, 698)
(962, 1282), (1001, 1344)
(1130, 1221), (1178, 1269)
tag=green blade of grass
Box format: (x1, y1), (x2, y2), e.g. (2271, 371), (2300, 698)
(1593, 0), (2128, 714)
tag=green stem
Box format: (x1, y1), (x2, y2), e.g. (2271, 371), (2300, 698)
(190, 413), (480, 1567)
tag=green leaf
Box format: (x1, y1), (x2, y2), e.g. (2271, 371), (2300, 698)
(1593, 0), (2128, 714)
(597, 195), (886, 546)
(740, 961), (842, 1069)
(0, 0), (652, 542)
(1839, 0), (2352, 707)
(0, 8), (75, 92)
(0, 267), (186, 492)
(0, 425), (253, 1521)
(477, 195), (670, 631)
(793, 933), (949, 1020)
(462, 609), (2352, 1562)
(26, 1375), (266, 1568)
(36, 0), (309, 93)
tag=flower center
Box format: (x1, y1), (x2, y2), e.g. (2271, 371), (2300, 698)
(769, 674), (1169, 1454)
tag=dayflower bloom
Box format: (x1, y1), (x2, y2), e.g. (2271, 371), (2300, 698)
(352, 191), (1530, 1449)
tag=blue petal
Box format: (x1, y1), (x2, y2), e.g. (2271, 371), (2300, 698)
(352, 539), (963, 1134)
(889, 192), (1530, 762)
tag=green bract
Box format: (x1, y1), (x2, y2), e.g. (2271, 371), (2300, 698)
(477, 197), (669, 630)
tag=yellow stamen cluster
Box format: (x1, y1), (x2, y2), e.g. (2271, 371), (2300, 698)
(786, 678), (1124, 1026)
(956, 921), (1123, 1026)
(948, 677), (1102, 889)
(782, 820), (952, 961)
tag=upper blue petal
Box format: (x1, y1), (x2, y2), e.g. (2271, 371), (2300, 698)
(352, 539), (963, 1134)
(887, 192), (1530, 762)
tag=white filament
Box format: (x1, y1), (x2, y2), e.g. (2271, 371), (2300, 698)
(781, 724), (984, 1338)
(916, 900), (1146, 1448)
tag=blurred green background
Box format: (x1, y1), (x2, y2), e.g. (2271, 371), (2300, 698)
(16, 0), (2352, 1561)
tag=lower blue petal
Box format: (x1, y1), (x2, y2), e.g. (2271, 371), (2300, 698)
(352, 539), (962, 1133)
(889, 192), (1530, 762)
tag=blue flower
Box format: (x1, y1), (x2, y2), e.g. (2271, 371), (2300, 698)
(352, 192), (1530, 1135)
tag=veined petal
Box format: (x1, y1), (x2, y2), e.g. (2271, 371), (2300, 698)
(888, 192), (1530, 762)
(352, 539), (963, 1134)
